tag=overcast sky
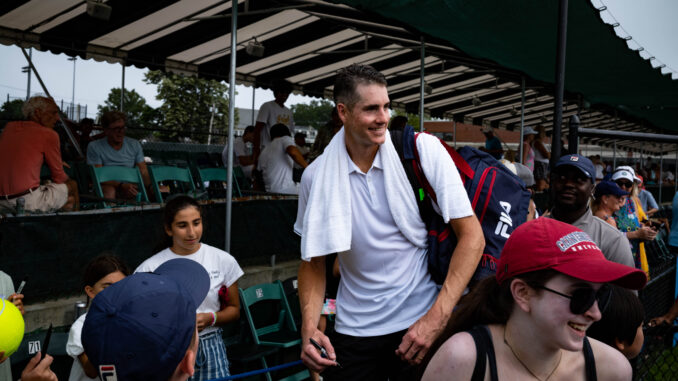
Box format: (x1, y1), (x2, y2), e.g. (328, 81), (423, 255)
(0, 0), (675, 120)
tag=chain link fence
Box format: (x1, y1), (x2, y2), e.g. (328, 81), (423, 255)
(635, 219), (678, 380)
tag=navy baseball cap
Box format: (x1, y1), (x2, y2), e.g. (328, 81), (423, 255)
(594, 180), (629, 199)
(553, 154), (595, 181)
(82, 259), (210, 381)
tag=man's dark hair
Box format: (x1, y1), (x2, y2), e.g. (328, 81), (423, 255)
(243, 125), (255, 135)
(333, 64), (387, 108)
(101, 110), (127, 129)
(389, 115), (408, 131)
(294, 132), (307, 140)
(272, 79), (293, 94)
(270, 123), (291, 139)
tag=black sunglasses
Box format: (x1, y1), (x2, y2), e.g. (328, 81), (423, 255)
(537, 284), (611, 315)
(615, 180), (633, 189)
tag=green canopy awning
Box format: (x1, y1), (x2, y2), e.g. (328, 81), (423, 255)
(335, 0), (678, 132)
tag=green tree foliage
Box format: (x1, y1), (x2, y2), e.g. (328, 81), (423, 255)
(0, 99), (25, 129)
(291, 99), (335, 129)
(144, 71), (237, 144)
(98, 88), (157, 139)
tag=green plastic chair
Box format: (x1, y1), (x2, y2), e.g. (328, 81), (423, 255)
(148, 165), (196, 203)
(239, 281), (309, 381)
(89, 165), (149, 208)
(238, 281), (301, 348)
(198, 167), (242, 198)
(222, 318), (278, 381)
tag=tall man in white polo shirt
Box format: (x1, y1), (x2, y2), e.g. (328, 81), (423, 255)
(295, 64), (484, 380)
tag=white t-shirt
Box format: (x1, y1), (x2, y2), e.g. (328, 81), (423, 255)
(258, 135), (298, 194)
(222, 137), (254, 179)
(294, 145), (309, 170)
(135, 243), (244, 336)
(256, 101), (294, 148)
(67, 313), (97, 381)
(295, 134), (473, 336)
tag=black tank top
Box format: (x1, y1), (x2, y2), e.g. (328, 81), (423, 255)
(468, 325), (597, 381)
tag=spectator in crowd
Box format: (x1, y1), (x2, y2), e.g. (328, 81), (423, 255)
(75, 118), (103, 154)
(480, 126), (503, 160)
(422, 218), (646, 381)
(83, 258), (210, 381)
(637, 175), (659, 217)
(86, 111), (151, 200)
(136, 196), (243, 381)
(647, 163), (660, 185)
(591, 155), (605, 183)
(0, 96), (79, 213)
(309, 107), (342, 162)
(521, 126), (538, 172)
(587, 285), (645, 359)
(67, 254), (129, 381)
(295, 63), (484, 380)
(591, 180), (629, 228)
(389, 115), (408, 132)
(612, 166), (656, 267)
(548, 155), (635, 268)
(294, 132), (310, 182)
(664, 170), (675, 186)
(222, 126), (255, 179)
(254, 79), (294, 159)
(258, 124), (308, 194)
(532, 125), (550, 191)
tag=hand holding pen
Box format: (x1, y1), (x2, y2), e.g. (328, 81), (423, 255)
(309, 338), (342, 368)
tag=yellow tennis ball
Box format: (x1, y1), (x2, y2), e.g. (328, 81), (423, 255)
(0, 299), (24, 359)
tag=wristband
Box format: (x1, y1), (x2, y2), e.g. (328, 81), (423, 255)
(210, 311), (217, 327)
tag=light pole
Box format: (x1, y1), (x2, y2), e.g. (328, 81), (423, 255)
(21, 48), (32, 100)
(68, 56), (76, 120)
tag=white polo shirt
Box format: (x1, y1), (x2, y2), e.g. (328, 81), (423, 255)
(296, 134), (472, 336)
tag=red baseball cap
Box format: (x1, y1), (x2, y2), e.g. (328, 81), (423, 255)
(496, 218), (647, 289)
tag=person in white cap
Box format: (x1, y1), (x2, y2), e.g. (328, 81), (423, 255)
(611, 166), (656, 266)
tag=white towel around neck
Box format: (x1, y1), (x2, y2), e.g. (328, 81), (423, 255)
(300, 127), (427, 260)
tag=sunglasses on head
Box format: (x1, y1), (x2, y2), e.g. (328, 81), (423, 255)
(537, 284), (611, 315)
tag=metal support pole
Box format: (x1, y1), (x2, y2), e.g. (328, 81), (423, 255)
(120, 66), (125, 112)
(418, 36), (425, 132)
(20, 47), (83, 158)
(613, 141), (617, 168)
(519, 77), (525, 164)
(674, 151), (677, 195)
(251, 87), (256, 125)
(550, 0), (569, 168)
(26, 48), (32, 99)
(568, 115), (579, 154)
(659, 144), (664, 203)
(453, 120), (457, 149)
(225, 2), (238, 251)
(69, 57), (76, 120)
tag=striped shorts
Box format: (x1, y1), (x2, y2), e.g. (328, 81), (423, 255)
(190, 329), (230, 381)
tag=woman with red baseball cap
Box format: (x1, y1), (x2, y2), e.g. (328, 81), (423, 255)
(422, 217), (646, 381)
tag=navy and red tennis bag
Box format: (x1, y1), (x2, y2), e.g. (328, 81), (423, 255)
(392, 125), (531, 283)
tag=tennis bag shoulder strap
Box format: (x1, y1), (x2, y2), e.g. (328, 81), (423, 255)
(391, 125), (531, 283)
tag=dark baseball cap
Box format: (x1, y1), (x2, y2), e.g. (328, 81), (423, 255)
(553, 154), (596, 181)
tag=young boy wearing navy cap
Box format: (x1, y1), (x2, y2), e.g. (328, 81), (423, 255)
(82, 258), (210, 381)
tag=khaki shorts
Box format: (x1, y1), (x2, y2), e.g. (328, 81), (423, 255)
(0, 183), (68, 214)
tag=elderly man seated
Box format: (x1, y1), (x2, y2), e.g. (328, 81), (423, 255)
(0, 96), (78, 214)
(86, 111), (151, 200)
